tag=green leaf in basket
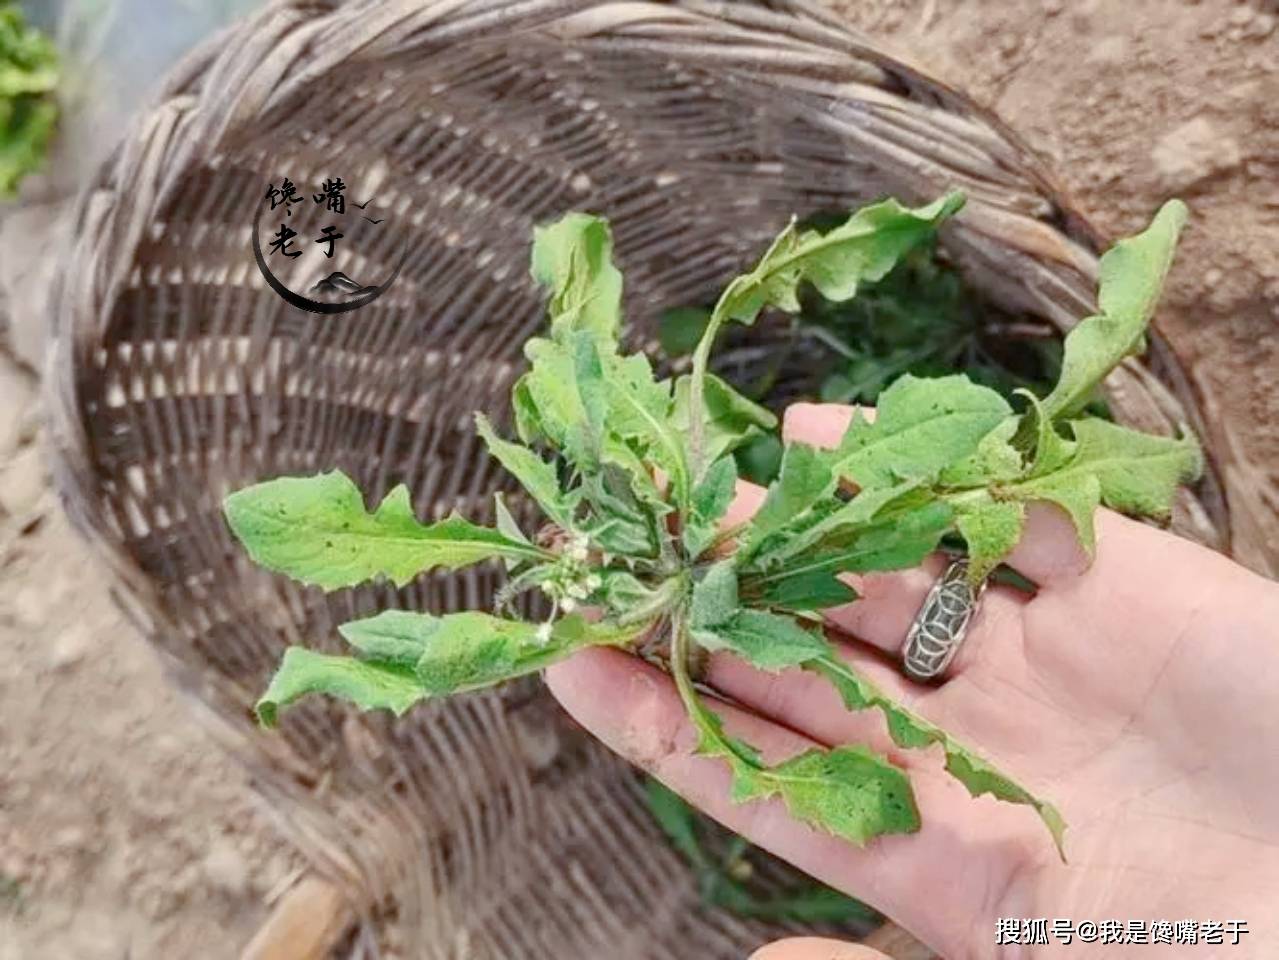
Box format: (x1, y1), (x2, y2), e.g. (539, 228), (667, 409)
(714, 193), (966, 327)
(224, 471), (547, 589)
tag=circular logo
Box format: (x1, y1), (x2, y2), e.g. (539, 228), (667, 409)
(252, 177), (408, 314)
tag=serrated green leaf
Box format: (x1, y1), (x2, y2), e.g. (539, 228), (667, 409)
(748, 568), (858, 613)
(714, 193), (966, 326)
(256, 648), (424, 727)
(1005, 470), (1102, 556)
(531, 212), (623, 343)
(1040, 200), (1187, 421)
(956, 500), (1026, 582)
(581, 464), (660, 557)
(808, 654), (1065, 858)
(258, 611), (638, 725)
(683, 456), (738, 559)
(1013, 389), (1078, 479)
(224, 472), (546, 589)
(741, 444), (833, 560)
(522, 336), (596, 465)
(1000, 417), (1200, 556)
(685, 194), (964, 476)
(336, 609), (437, 665)
(752, 479), (924, 569)
(600, 351), (690, 506)
(343, 611), (634, 697)
(476, 414), (575, 529)
(938, 416), (1025, 487)
(693, 709), (919, 846)
(831, 374), (1011, 489)
(695, 609), (830, 672)
(1065, 418), (1202, 518)
(741, 747), (920, 845)
(690, 561), (739, 629)
(673, 373), (779, 466)
(743, 500), (953, 593)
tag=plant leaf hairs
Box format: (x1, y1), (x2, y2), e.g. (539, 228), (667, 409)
(225, 195), (1200, 858)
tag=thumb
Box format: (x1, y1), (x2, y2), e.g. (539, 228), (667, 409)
(750, 937), (892, 960)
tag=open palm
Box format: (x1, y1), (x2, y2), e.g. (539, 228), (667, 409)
(547, 403), (1279, 959)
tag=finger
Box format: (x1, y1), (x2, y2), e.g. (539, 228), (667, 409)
(1000, 501), (1090, 587)
(750, 938), (890, 960)
(723, 478), (767, 528)
(706, 637), (921, 763)
(545, 647), (1036, 958)
(782, 401), (861, 447)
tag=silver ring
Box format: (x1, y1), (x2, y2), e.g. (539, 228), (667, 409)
(901, 558), (986, 682)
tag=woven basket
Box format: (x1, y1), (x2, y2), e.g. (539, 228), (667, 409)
(47, 1), (1230, 957)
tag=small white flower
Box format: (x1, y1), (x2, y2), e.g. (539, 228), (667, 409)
(585, 574), (602, 590)
(560, 597), (578, 613)
(535, 621), (553, 645)
(566, 582), (587, 600)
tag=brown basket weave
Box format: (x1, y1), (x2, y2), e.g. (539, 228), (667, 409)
(47, 2), (1229, 957)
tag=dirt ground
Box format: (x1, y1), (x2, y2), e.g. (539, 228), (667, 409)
(1, 2), (1275, 958)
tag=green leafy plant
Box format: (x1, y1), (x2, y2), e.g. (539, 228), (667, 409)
(0, 3), (58, 197)
(225, 194), (1200, 860)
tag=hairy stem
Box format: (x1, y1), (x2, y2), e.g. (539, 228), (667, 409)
(669, 606), (700, 717)
(687, 310), (726, 480)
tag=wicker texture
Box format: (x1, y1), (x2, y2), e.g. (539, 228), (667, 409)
(47, 2), (1229, 957)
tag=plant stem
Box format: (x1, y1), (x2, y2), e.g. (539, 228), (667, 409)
(617, 577), (681, 627)
(687, 310), (726, 480)
(669, 607), (701, 716)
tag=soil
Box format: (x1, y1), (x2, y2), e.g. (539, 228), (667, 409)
(1, 2), (1275, 958)
(0, 369), (301, 960)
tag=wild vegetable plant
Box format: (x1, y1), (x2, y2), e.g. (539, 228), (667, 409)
(225, 194), (1200, 858)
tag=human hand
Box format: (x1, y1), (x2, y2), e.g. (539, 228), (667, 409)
(546, 402), (1279, 959)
